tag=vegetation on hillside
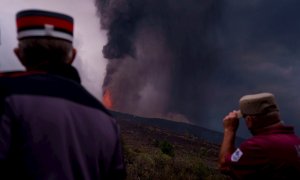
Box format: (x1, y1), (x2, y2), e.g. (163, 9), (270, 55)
(118, 119), (232, 180)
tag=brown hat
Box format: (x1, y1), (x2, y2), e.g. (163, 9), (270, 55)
(239, 92), (279, 116)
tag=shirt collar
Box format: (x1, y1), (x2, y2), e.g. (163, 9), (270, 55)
(254, 125), (295, 135)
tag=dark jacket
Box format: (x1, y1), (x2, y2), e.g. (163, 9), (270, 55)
(0, 65), (126, 180)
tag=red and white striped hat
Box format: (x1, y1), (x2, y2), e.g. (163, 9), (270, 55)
(16, 9), (74, 43)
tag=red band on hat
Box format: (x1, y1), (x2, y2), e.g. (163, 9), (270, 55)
(17, 16), (73, 32)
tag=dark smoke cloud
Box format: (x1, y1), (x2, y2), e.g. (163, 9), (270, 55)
(95, 0), (300, 138)
(95, 0), (220, 121)
(95, 0), (144, 59)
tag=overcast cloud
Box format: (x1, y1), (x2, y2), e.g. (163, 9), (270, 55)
(1, 0), (300, 138)
(93, 0), (300, 138)
(216, 0), (300, 136)
(0, 0), (107, 100)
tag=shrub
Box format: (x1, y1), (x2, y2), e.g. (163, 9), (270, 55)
(159, 140), (175, 157)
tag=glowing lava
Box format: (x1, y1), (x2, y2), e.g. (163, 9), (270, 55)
(103, 89), (113, 109)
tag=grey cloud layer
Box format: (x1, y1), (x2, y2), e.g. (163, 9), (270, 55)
(95, 0), (300, 137)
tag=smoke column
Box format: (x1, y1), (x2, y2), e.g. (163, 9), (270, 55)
(94, 0), (221, 123)
(94, 0), (300, 138)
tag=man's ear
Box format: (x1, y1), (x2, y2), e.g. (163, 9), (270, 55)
(245, 116), (253, 129)
(66, 48), (77, 64)
(14, 47), (26, 66)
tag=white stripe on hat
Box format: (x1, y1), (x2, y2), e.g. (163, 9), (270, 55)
(18, 29), (73, 42)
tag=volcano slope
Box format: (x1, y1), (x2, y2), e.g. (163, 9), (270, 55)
(116, 115), (233, 180)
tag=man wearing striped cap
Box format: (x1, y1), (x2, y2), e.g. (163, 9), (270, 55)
(0, 9), (126, 179)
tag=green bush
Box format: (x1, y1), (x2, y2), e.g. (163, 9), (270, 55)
(159, 140), (175, 157)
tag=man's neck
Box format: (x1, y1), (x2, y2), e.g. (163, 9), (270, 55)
(250, 122), (284, 135)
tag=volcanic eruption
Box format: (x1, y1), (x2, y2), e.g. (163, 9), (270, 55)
(95, 0), (221, 123)
(93, 0), (300, 138)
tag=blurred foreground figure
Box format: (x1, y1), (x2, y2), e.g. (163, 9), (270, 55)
(219, 92), (300, 179)
(0, 9), (126, 179)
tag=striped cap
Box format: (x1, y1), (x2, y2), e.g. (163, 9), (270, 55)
(16, 9), (74, 43)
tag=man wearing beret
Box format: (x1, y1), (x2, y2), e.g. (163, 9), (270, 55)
(219, 92), (300, 179)
(0, 9), (126, 179)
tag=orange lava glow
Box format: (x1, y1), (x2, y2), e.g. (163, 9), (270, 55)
(103, 89), (113, 109)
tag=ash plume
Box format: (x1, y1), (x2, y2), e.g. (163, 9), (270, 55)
(94, 0), (300, 138)
(95, 0), (221, 123)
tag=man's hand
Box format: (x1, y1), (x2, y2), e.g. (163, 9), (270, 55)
(219, 110), (240, 173)
(223, 110), (240, 132)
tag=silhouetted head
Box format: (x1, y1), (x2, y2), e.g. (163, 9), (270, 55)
(14, 9), (76, 70)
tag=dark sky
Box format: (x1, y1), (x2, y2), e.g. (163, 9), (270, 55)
(220, 0), (300, 137)
(95, 0), (300, 138)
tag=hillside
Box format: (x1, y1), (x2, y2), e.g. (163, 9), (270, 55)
(111, 111), (244, 145)
(113, 111), (233, 180)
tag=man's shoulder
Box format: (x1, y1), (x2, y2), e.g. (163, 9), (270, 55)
(0, 70), (48, 93)
(0, 71), (26, 77)
(240, 133), (287, 152)
(240, 136), (267, 151)
(0, 71), (44, 78)
(0, 70), (111, 117)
